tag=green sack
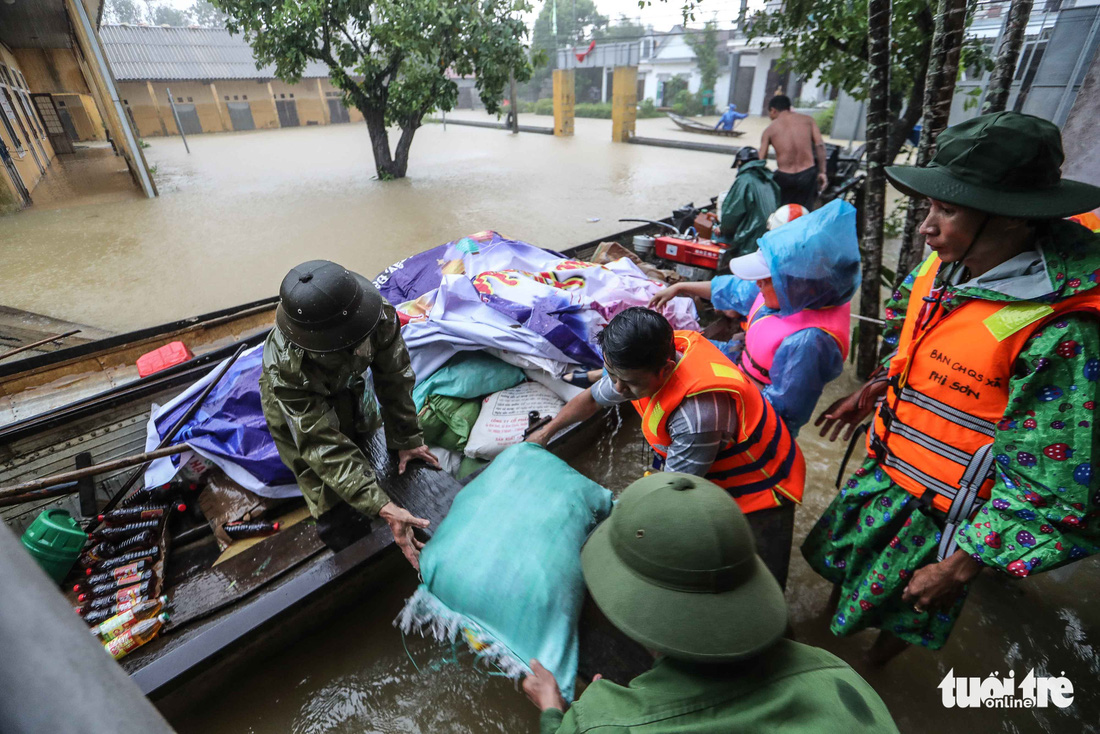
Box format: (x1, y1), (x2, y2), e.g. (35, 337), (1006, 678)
(418, 395), (481, 453)
(397, 443), (612, 700)
(412, 351), (525, 412)
(456, 456), (488, 481)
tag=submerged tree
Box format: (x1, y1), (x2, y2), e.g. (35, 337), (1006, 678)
(858, 0), (892, 377)
(214, 0), (532, 179)
(983, 0), (1035, 113)
(892, 0), (970, 288)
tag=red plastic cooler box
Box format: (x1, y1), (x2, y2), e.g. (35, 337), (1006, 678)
(136, 341), (193, 378)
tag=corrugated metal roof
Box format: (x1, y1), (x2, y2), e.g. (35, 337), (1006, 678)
(100, 25), (331, 81)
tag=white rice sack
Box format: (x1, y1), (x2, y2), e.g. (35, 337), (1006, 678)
(523, 368), (586, 403)
(465, 382), (565, 459)
(427, 445), (464, 476)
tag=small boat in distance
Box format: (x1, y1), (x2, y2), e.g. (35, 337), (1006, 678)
(666, 111), (745, 138)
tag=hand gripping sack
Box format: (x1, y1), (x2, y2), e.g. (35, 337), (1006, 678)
(396, 443), (612, 700)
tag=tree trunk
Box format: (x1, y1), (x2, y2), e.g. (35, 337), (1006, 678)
(858, 0), (892, 378)
(390, 116), (422, 179)
(893, 0), (968, 294)
(983, 0), (1035, 113)
(362, 106), (405, 179)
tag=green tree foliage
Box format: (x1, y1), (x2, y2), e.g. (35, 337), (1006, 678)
(685, 20), (719, 113)
(212, 0), (532, 179)
(748, 0), (940, 162)
(190, 0), (229, 28)
(596, 15), (647, 41)
(103, 0), (146, 24)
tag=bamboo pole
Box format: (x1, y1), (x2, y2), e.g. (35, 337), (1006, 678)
(0, 330), (81, 362)
(0, 444), (188, 500)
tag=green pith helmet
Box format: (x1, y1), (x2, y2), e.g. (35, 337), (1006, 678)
(581, 473), (788, 663)
(885, 111), (1100, 219)
(275, 261), (383, 353)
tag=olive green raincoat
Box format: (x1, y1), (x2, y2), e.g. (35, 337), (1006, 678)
(259, 302), (424, 519)
(713, 160), (781, 265)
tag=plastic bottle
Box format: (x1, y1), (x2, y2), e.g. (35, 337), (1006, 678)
(76, 570), (155, 601)
(85, 546), (160, 572)
(83, 559), (149, 585)
(223, 520), (280, 539)
(98, 503), (184, 526)
(82, 580), (154, 610)
(83, 594), (168, 626)
(120, 479), (198, 508)
(90, 519), (163, 543)
(83, 530), (158, 564)
(90, 603), (170, 642)
(104, 615), (167, 660)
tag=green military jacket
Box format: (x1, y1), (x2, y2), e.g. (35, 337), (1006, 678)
(540, 640), (898, 734)
(713, 159), (781, 260)
(259, 302), (424, 519)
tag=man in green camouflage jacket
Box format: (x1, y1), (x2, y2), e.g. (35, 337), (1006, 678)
(260, 260), (438, 564)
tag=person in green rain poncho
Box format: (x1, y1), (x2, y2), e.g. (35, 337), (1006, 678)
(260, 261), (439, 564)
(808, 112), (1100, 664)
(712, 146), (781, 271)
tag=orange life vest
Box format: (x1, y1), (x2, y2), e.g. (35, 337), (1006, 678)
(868, 253), (1100, 557)
(633, 331), (806, 514)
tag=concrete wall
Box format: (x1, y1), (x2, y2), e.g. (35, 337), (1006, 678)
(118, 77), (362, 137)
(0, 44), (57, 196)
(55, 93), (106, 141)
(11, 47), (91, 95)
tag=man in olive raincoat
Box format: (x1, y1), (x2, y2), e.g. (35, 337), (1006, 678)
(260, 260), (438, 565)
(713, 146), (781, 271)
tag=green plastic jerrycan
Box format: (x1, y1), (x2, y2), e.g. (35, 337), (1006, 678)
(21, 509), (87, 584)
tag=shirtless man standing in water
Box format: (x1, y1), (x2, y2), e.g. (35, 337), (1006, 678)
(758, 95), (827, 209)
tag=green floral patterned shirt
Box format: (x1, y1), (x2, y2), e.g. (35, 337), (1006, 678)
(877, 220), (1100, 577)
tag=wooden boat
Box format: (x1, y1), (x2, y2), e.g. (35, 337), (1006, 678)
(0, 221), (667, 713)
(666, 111), (745, 138)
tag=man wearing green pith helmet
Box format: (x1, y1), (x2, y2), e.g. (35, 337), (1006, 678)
(810, 112), (1100, 664)
(522, 472), (899, 733)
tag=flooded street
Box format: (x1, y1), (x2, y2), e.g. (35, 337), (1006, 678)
(3, 117), (1097, 733)
(1, 116), (740, 332)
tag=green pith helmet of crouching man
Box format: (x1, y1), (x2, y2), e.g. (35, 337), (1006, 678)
(522, 473), (899, 733)
(259, 260), (439, 564)
(809, 111), (1100, 664)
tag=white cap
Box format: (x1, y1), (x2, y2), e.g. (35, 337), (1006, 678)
(727, 250), (771, 280)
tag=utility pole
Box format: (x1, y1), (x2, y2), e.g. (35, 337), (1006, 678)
(165, 86), (190, 154)
(509, 71), (520, 134)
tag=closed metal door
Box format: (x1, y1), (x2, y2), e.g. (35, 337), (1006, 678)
(326, 98), (350, 124)
(174, 104), (203, 135)
(56, 107), (80, 142)
(30, 93), (75, 155)
(276, 99), (299, 127)
(227, 102), (255, 131)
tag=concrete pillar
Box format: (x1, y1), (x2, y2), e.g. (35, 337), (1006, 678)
(553, 69), (575, 137)
(145, 81), (169, 136)
(266, 82), (281, 128)
(601, 66), (608, 103)
(316, 79), (330, 125)
(611, 66), (638, 143)
(208, 82), (231, 132)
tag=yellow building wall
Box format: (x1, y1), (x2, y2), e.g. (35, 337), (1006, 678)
(0, 45), (56, 195)
(55, 93), (106, 141)
(117, 77), (359, 137)
(270, 79), (325, 126)
(318, 79), (362, 123)
(209, 80), (280, 130)
(10, 47), (91, 95)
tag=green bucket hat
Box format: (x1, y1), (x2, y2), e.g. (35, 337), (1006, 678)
(580, 473), (788, 663)
(885, 111), (1100, 219)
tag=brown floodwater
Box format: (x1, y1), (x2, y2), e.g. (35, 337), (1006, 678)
(3, 118), (1096, 733)
(0, 116), (740, 332)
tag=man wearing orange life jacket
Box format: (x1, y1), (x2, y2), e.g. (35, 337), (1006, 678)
(526, 307), (805, 587)
(651, 199), (861, 435)
(807, 112), (1100, 664)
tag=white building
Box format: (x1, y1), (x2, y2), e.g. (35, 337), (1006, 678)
(635, 25), (831, 114)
